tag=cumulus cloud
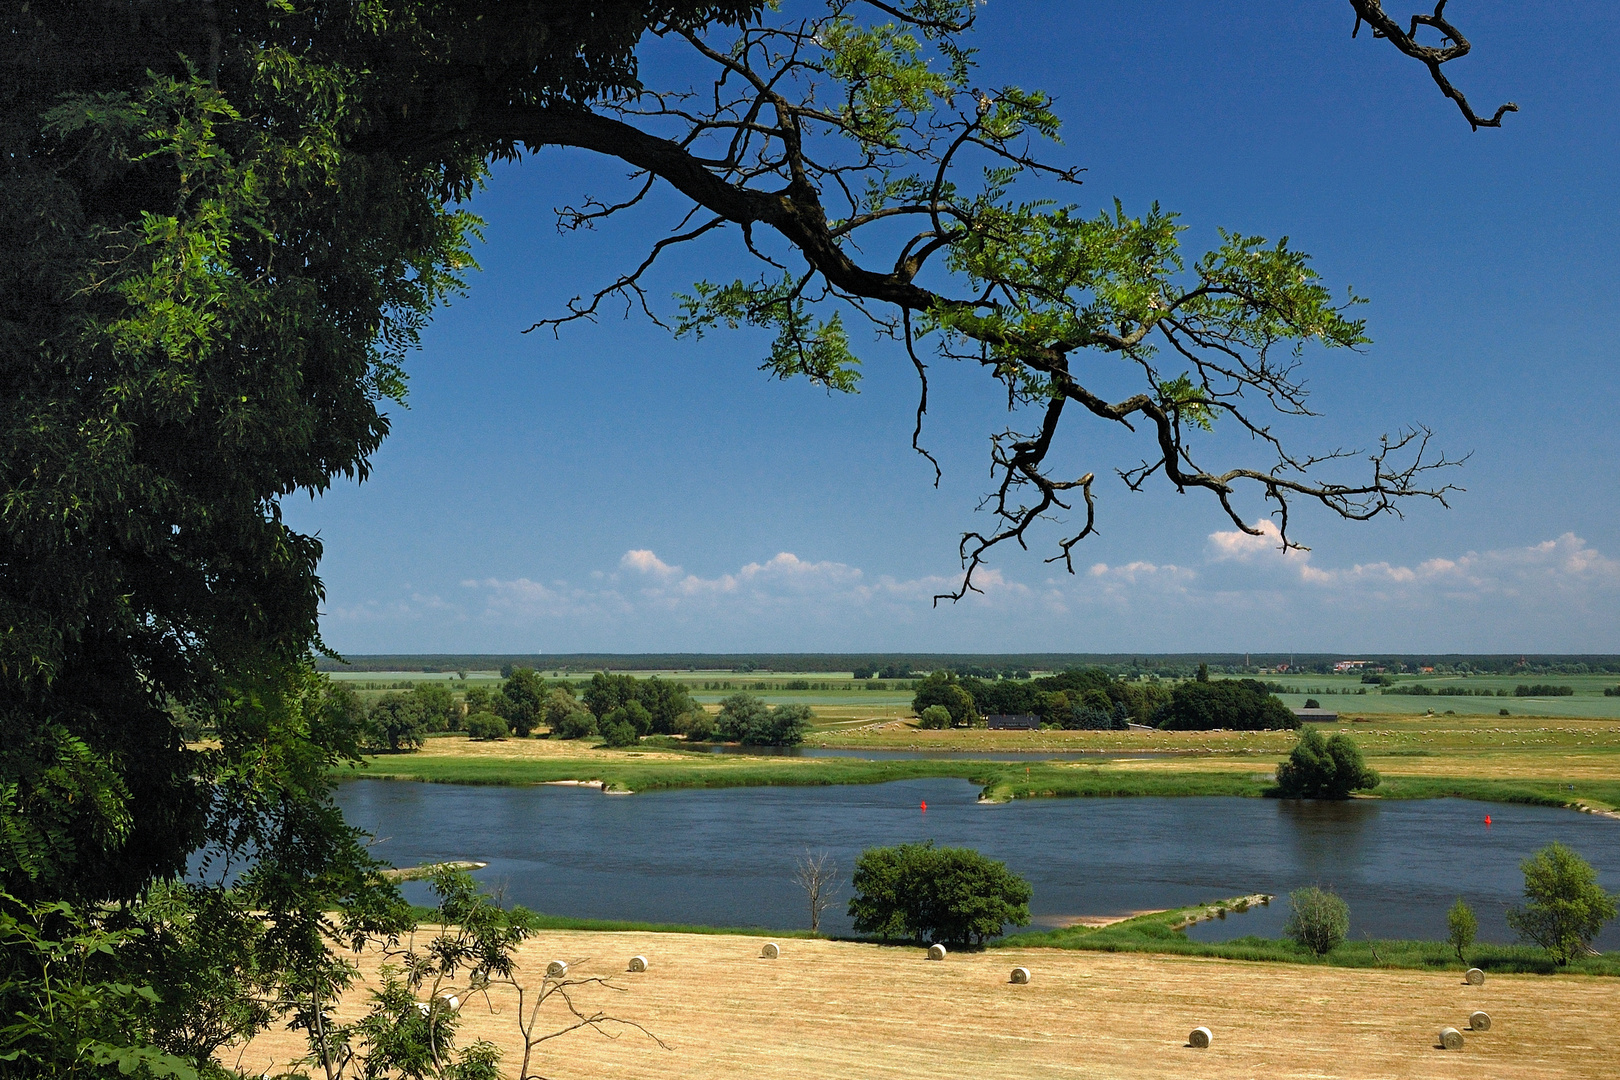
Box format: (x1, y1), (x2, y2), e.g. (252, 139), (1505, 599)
(321, 534), (1620, 652)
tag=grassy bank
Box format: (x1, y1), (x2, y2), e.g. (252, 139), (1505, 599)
(1005, 900), (1620, 977)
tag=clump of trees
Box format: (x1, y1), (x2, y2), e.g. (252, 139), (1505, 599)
(715, 694), (812, 746)
(1274, 729), (1380, 798)
(913, 666), (1171, 728)
(1284, 886), (1350, 955)
(581, 673), (706, 738)
(848, 842), (1031, 948)
(1506, 843), (1618, 965)
(1153, 677), (1299, 731)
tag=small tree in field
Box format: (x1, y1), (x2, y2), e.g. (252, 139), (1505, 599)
(1446, 897), (1477, 963)
(1284, 886), (1349, 956)
(465, 712), (509, 741)
(1274, 728), (1380, 799)
(794, 850), (839, 935)
(1506, 843), (1618, 965)
(917, 705), (952, 730)
(848, 842), (1030, 948)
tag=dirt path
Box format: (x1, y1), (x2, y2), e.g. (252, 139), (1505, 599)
(235, 931), (1613, 1080)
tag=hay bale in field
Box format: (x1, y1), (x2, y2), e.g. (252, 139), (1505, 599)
(1438, 1027), (1464, 1051)
(1009, 966), (1030, 984)
(761, 942), (780, 959)
(1469, 1011), (1491, 1032)
(1464, 967), (1485, 985)
(546, 960), (569, 979)
(436, 993), (461, 1013)
(1188, 1027), (1212, 1049)
(928, 943), (947, 961)
(628, 955), (649, 972)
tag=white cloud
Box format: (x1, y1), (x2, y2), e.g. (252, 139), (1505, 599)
(321, 534), (1620, 652)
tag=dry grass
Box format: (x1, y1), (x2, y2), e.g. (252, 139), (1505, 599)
(236, 931), (1615, 1080)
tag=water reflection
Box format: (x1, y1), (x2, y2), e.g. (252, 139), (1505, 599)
(334, 780), (1620, 948)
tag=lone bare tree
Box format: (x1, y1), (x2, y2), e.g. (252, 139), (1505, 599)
(795, 850), (841, 935)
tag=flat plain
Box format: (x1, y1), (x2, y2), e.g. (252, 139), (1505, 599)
(235, 931), (1617, 1080)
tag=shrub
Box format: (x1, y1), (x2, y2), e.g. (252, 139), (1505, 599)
(1274, 728), (1380, 799)
(1514, 684), (1574, 697)
(497, 667), (548, 736)
(1446, 897), (1477, 963)
(1153, 679), (1299, 731)
(848, 842), (1031, 948)
(1284, 886), (1349, 955)
(549, 707), (597, 740)
(1505, 842), (1618, 965)
(464, 712), (509, 740)
(1304, 697), (1320, 709)
(918, 705), (952, 729)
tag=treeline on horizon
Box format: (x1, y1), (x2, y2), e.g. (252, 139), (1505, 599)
(315, 653), (1620, 677)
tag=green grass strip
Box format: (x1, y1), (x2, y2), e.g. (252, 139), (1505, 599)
(1001, 900), (1620, 976)
(346, 753), (1618, 813)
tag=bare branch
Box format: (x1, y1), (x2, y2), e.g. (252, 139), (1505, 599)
(1348, 1), (1517, 129)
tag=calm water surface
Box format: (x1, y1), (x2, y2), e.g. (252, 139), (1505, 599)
(336, 779), (1620, 947)
(702, 746), (1175, 762)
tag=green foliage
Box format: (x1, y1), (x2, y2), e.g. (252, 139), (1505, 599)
(464, 713), (509, 741)
(1505, 843), (1619, 965)
(497, 668), (548, 737)
(1515, 684), (1574, 697)
(598, 709), (642, 748)
(581, 673), (696, 735)
(918, 705), (953, 730)
(911, 671), (978, 727)
(676, 276), (862, 392)
(715, 694), (812, 746)
(1284, 886), (1350, 956)
(678, 710), (718, 742)
(1274, 729), (1381, 799)
(848, 842), (1031, 948)
(370, 693), (428, 752)
(1446, 897), (1477, 963)
(548, 704), (599, 741)
(412, 682), (460, 733)
(1155, 679), (1299, 731)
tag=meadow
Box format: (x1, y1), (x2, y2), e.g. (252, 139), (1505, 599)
(233, 926), (1618, 1080)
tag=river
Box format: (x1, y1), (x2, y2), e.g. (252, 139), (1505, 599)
(335, 778), (1619, 947)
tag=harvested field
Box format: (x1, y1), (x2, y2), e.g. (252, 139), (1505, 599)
(236, 931), (1614, 1080)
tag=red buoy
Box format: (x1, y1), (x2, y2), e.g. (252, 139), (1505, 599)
(1484, 814), (1492, 826)
(920, 800), (927, 813)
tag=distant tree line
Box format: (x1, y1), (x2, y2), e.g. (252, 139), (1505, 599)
(912, 664), (1299, 732)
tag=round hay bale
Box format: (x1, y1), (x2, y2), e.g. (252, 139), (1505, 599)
(628, 955), (649, 973)
(1469, 1011), (1491, 1032)
(1009, 966), (1031, 984)
(928, 943), (947, 961)
(761, 942), (780, 959)
(1438, 1027), (1464, 1051)
(546, 960), (569, 979)
(436, 993), (461, 1013)
(1188, 1027), (1212, 1049)
(1464, 967), (1485, 985)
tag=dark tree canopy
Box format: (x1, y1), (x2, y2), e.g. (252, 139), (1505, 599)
(1154, 678), (1299, 731)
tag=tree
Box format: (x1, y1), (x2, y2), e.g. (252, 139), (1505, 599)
(1274, 728), (1381, 798)
(1506, 843), (1618, 966)
(412, 682), (460, 733)
(715, 694), (812, 745)
(918, 705), (952, 730)
(370, 693), (428, 752)
(911, 672), (978, 727)
(794, 850), (840, 935)
(598, 708), (642, 748)
(848, 842), (1031, 948)
(0, 0), (1513, 1067)
(1446, 897), (1477, 964)
(497, 668), (548, 737)
(1155, 679), (1300, 731)
(583, 672), (640, 719)
(1284, 886), (1350, 956)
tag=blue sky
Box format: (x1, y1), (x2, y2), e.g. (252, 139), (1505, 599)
(289, 1), (1620, 655)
